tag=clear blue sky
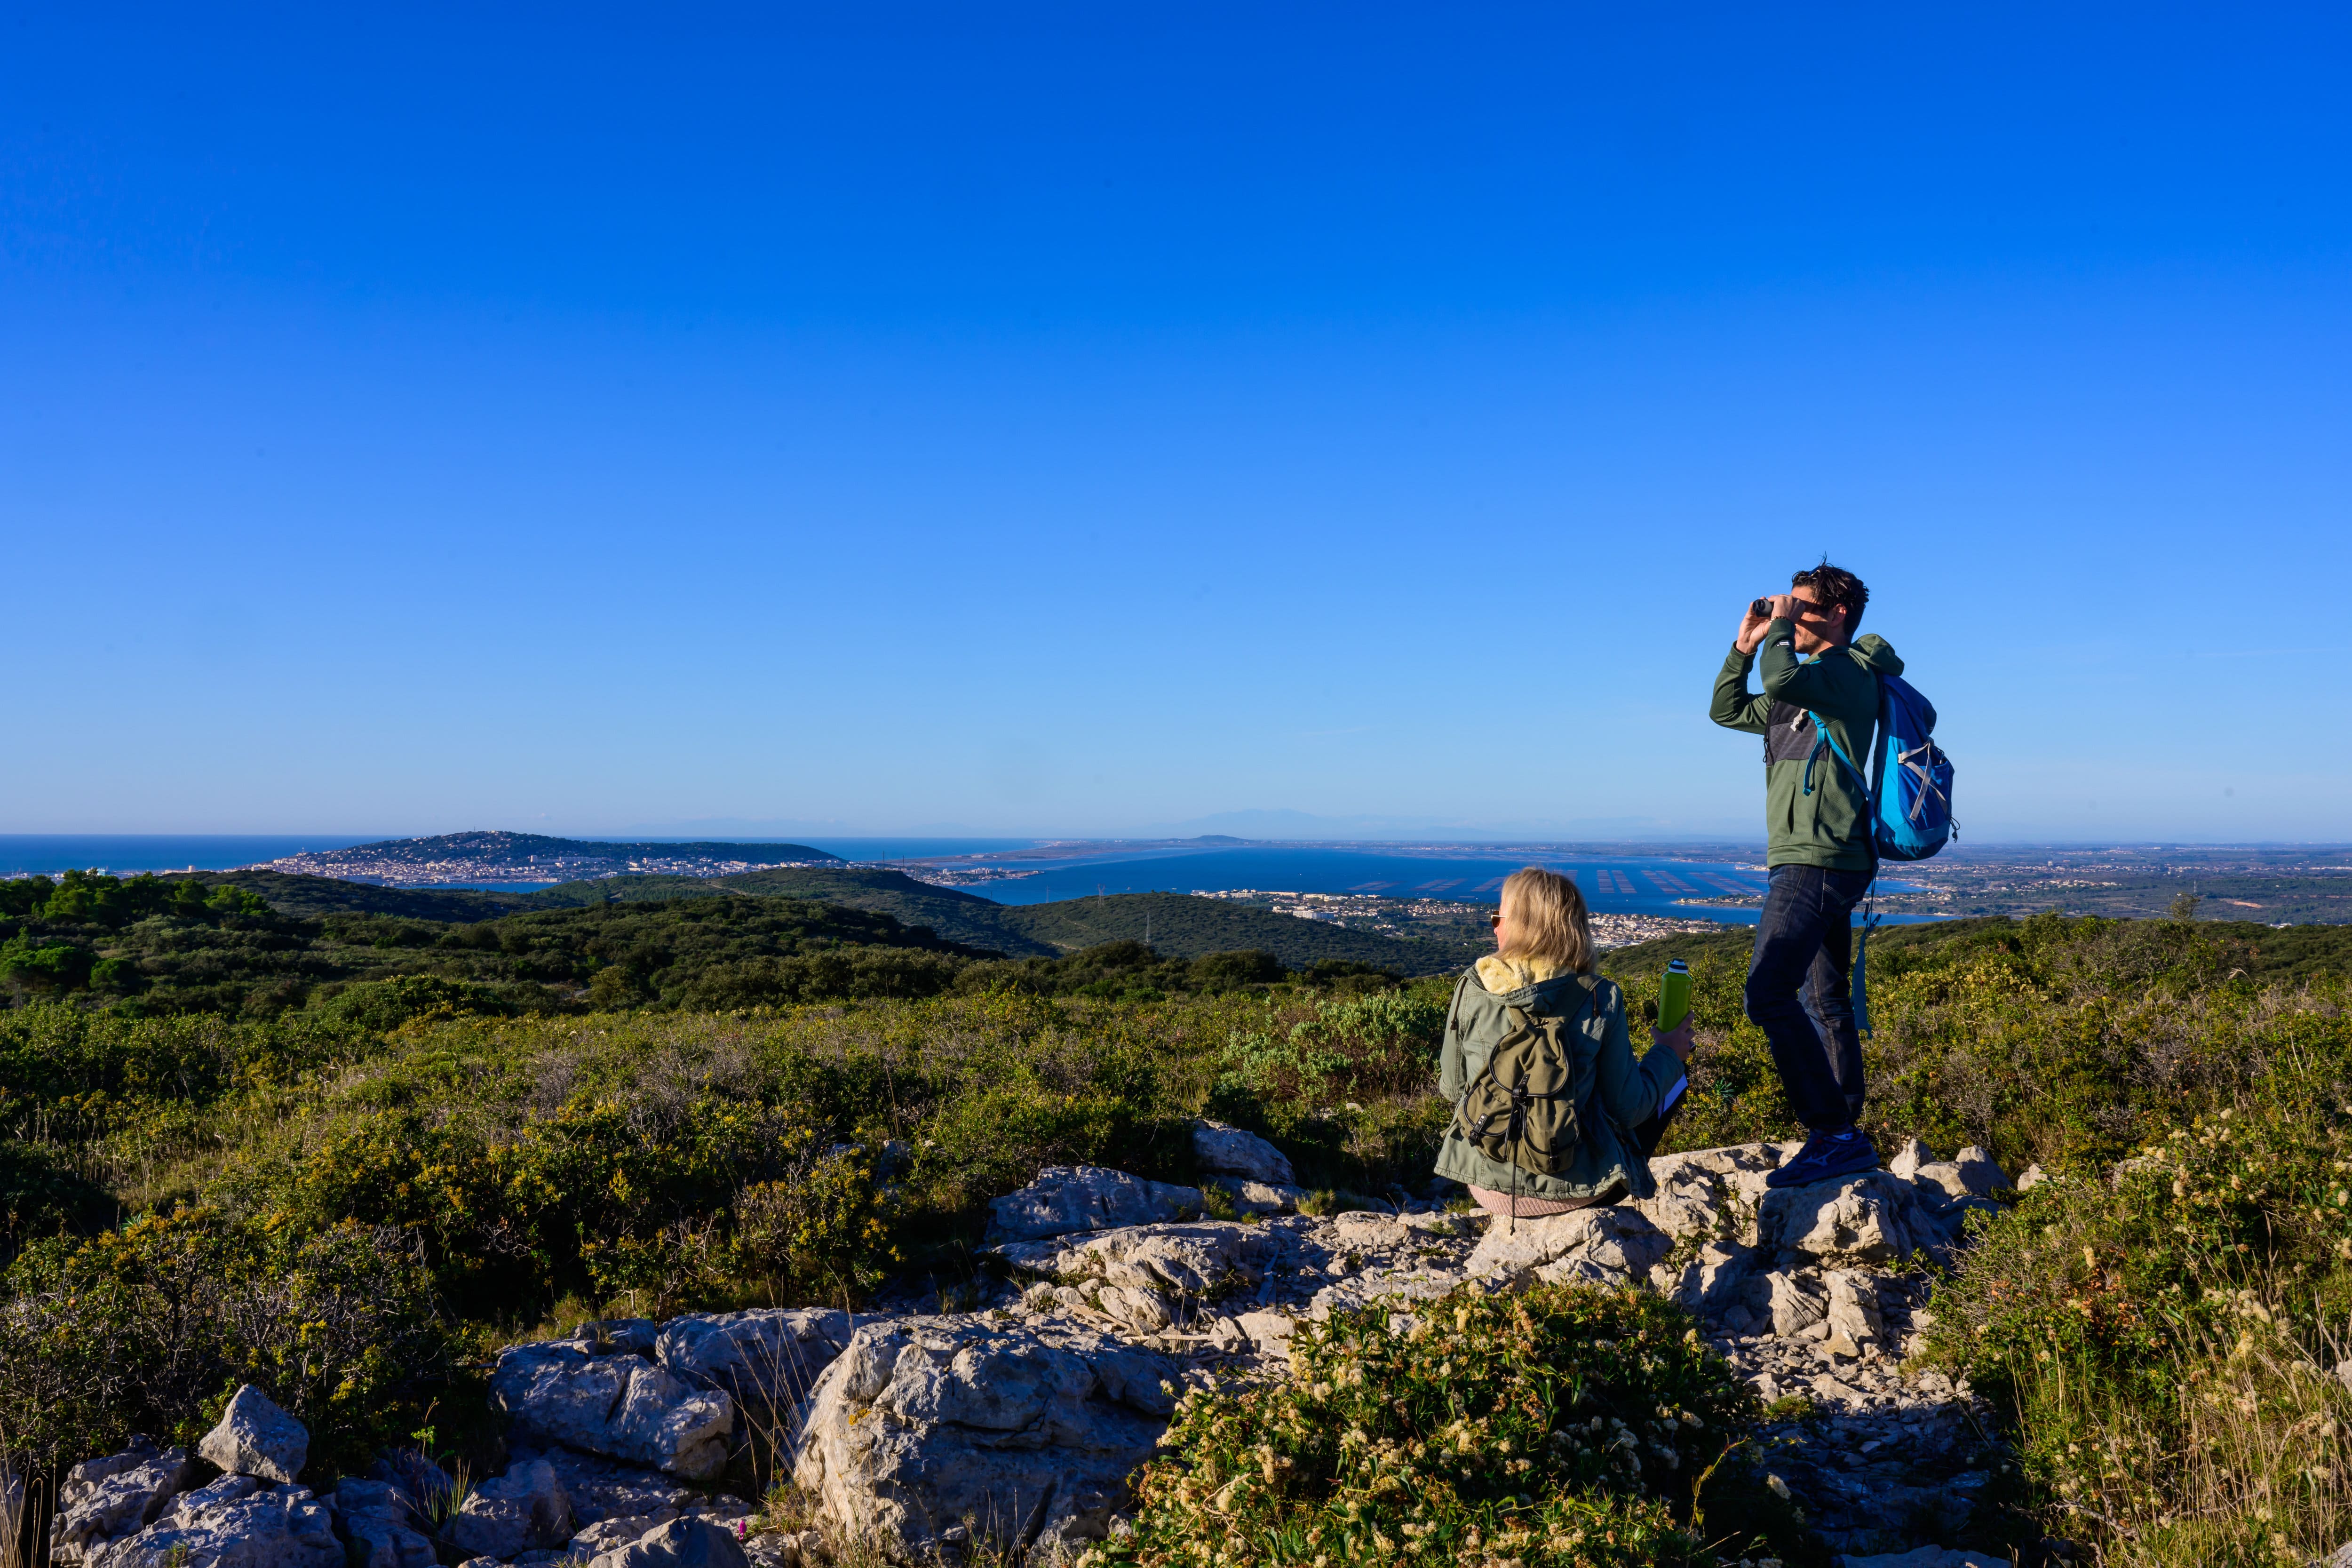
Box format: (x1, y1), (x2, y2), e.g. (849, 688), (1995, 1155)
(6, 4), (2347, 842)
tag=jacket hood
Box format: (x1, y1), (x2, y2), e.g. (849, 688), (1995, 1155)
(1845, 634), (1902, 676)
(1474, 952), (1586, 998)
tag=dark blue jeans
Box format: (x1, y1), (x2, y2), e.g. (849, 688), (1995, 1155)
(1744, 864), (1874, 1132)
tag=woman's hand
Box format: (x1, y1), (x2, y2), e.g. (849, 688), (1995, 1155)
(1652, 1018), (1695, 1064)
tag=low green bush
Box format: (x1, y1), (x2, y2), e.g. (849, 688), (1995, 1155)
(0, 1205), (454, 1475)
(1096, 1283), (1796, 1568)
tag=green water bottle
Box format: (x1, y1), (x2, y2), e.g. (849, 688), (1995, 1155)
(1659, 959), (1692, 1033)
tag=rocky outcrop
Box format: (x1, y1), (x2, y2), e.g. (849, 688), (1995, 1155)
(1464, 1204), (1674, 1288)
(984, 1166), (1202, 1243)
(579, 1518), (748, 1568)
(445, 1460), (575, 1560)
(657, 1308), (856, 1410)
(331, 1480), (436, 1568)
(1191, 1122), (1293, 1185)
(793, 1317), (1180, 1562)
(91, 1476), (343, 1568)
(51, 1437), (198, 1565)
(1757, 1170), (1921, 1265)
(200, 1386), (310, 1486)
(491, 1344), (735, 1481)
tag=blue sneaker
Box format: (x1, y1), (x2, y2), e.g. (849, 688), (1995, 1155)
(1764, 1127), (1881, 1189)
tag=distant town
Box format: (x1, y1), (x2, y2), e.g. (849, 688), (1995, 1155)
(1192, 888), (1725, 948)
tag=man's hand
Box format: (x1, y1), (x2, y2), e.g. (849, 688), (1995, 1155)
(1766, 592), (1802, 622)
(1735, 602), (1773, 654)
(1653, 1018), (1696, 1064)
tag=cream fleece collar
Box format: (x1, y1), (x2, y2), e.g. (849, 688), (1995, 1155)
(1476, 952), (1573, 992)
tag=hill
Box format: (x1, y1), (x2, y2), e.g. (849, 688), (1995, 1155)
(522, 871), (1479, 972)
(257, 830), (840, 887)
(172, 868), (536, 921)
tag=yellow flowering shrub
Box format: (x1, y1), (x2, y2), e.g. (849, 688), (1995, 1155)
(1096, 1283), (1796, 1568)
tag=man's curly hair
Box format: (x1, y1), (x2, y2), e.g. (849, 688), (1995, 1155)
(1792, 558), (1867, 632)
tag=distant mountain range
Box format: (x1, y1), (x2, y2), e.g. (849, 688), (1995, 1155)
(256, 830), (839, 887)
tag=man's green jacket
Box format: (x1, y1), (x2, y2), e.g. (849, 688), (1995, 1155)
(1710, 621), (1905, 873)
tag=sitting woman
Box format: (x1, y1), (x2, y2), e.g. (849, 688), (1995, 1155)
(1434, 866), (1696, 1218)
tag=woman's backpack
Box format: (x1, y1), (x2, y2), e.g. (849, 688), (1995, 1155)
(1451, 982), (1603, 1177)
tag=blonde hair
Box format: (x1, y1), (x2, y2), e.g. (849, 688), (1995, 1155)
(1498, 866), (1595, 974)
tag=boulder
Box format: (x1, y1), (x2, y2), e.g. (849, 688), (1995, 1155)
(572, 1320), (663, 1358)
(92, 1477), (342, 1568)
(1464, 1205), (1672, 1288)
(1884, 1137), (1931, 1181)
(331, 1481), (436, 1568)
(1952, 1146), (2009, 1195)
(657, 1309), (855, 1411)
(1031, 1221), (1275, 1297)
(1821, 1270), (1885, 1358)
(1204, 1175), (1305, 1216)
(582, 1518), (748, 1568)
(1192, 1122), (1295, 1186)
(446, 1460), (576, 1560)
(1641, 1143), (1783, 1238)
(492, 1346), (736, 1480)
(2016, 1162), (2047, 1192)
(1741, 1270), (1828, 1339)
(1092, 1285), (1176, 1333)
(51, 1437), (197, 1564)
(984, 1166), (1202, 1244)
(794, 1316), (1181, 1562)
(1756, 1171), (1918, 1265)
(1655, 1240), (1755, 1321)
(200, 1386), (310, 1485)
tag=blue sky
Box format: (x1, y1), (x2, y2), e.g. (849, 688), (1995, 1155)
(5, 4), (2348, 842)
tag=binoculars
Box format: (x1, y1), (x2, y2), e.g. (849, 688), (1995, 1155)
(1750, 598), (1774, 618)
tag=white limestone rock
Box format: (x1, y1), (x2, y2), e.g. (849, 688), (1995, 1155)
(657, 1309), (855, 1411)
(1742, 1269), (1829, 1339)
(332, 1482), (436, 1568)
(1192, 1122), (1295, 1185)
(51, 1437), (197, 1565)
(792, 1316), (1180, 1563)
(1464, 1205), (1672, 1288)
(199, 1386), (310, 1486)
(1755, 1171), (1919, 1266)
(2016, 1162), (2047, 1191)
(1655, 1240), (1756, 1321)
(580, 1518), (748, 1568)
(446, 1460), (576, 1560)
(1204, 1175), (1306, 1216)
(492, 1347), (736, 1481)
(92, 1476), (343, 1568)
(1885, 1137), (1934, 1181)
(984, 1166), (1203, 1244)
(1821, 1269), (1886, 1359)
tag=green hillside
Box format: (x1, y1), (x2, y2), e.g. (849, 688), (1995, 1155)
(175, 869), (534, 922)
(523, 873), (1477, 973)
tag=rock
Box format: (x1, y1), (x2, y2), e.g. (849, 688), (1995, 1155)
(492, 1345), (736, 1480)
(2016, 1162), (2047, 1191)
(447, 1460), (576, 1560)
(93, 1478), (343, 1568)
(332, 1480), (437, 1568)
(1952, 1146), (2009, 1195)
(794, 1316), (1180, 1562)
(571, 1320), (662, 1358)
(1093, 1285), (1176, 1332)
(1741, 1269), (1828, 1339)
(1204, 1175), (1305, 1216)
(984, 1166), (1203, 1244)
(1464, 1205), (1672, 1288)
(1655, 1240), (1756, 1321)
(1821, 1270), (1885, 1359)
(1885, 1137), (1933, 1182)
(1236, 1311), (1297, 1349)
(582, 1518), (748, 1568)
(199, 1386), (310, 1486)
(1042, 1221), (1274, 1294)
(1756, 1171), (1918, 1265)
(1836, 1548), (2007, 1568)
(1192, 1122), (1295, 1185)
(657, 1309), (855, 1411)
(51, 1437), (198, 1564)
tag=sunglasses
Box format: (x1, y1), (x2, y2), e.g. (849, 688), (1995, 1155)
(1489, 914), (1503, 928)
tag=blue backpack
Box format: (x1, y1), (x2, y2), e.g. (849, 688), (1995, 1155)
(1814, 672), (1955, 1035)
(1814, 673), (1955, 862)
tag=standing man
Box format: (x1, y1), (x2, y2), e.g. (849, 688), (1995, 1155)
(1710, 562), (1906, 1189)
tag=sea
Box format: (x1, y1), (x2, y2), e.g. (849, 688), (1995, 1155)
(0, 834), (1937, 927)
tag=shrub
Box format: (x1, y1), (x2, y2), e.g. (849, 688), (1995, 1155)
(0, 1205), (453, 1474)
(1928, 1089), (2352, 1560)
(1096, 1283), (1791, 1568)
(318, 974), (514, 1031)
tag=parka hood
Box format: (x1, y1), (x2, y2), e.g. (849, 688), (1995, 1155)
(1845, 634), (1903, 676)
